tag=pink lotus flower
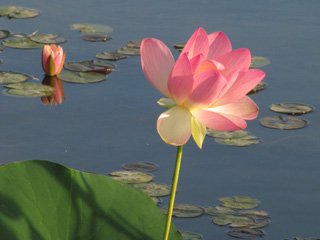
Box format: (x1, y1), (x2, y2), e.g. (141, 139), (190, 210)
(42, 45), (66, 76)
(141, 28), (265, 148)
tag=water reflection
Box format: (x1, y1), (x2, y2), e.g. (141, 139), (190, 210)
(41, 75), (65, 105)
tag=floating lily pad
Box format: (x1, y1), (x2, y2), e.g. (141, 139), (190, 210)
(181, 231), (203, 240)
(122, 162), (158, 172)
(174, 42), (186, 49)
(95, 52), (127, 61)
(117, 47), (140, 56)
(126, 40), (142, 48)
(247, 82), (266, 95)
(81, 34), (111, 42)
(260, 116), (308, 130)
(250, 56), (270, 68)
(0, 71), (31, 84)
(70, 24), (113, 34)
(213, 214), (255, 227)
(227, 228), (264, 239)
(219, 197), (260, 210)
(64, 60), (115, 73)
(109, 170), (153, 184)
(0, 30), (11, 39)
(29, 34), (66, 44)
(4, 82), (54, 97)
(238, 210), (270, 220)
(2, 37), (44, 49)
(0, 6), (40, 19)
(206, 129), (249, 139)
(205, 205), (235, 216)
(0, 46), (3, 52)
(0, 6), (17, 17)
(133, 182), (171, 197)
(214, 135), (261, 147)
(270, 103), (314, 115)
(246, 219), (270, 229)
(58, 71), (107, 84)
(163, 204), (204, 218)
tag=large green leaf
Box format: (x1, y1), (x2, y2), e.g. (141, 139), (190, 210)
(0, 160), (183, 240)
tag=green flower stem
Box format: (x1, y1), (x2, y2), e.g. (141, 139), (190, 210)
(163, 145), (183, 240)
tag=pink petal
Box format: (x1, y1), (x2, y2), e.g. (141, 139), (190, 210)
(215, 69), (239, 100)
(215, 48), (251, 77)
(181, 28), (209, 59)
(214, 69), (265, 106)
(207, 32), (232, 59)
(193, 110), (247, 131)
(157, 106), (192, 146)
(141, 38), (175, 97)
(195, 59), (224, 75)
(210, 96), (258, 120)
(189, 54), (204, 73)
(185, 70), (226, 109)
(167, 53), (194, 105)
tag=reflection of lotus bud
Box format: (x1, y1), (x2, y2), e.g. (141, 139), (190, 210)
(41, 76), (65, 105)
(42, 45), (66, 76)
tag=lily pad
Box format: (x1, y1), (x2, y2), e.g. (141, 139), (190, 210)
(4, 82), (54, 97)
(163, 204), (204, 218)
(181, 231), (203, 240)
(0, 6), (18, 17)
(133, 182), (171, 197)
(227, 228), (264, 239)
(214, 135), (261, 147)
(109, 170), (153, 184)
(250, 56), (270, 68)
(260, 116), (308, 130)
(174, 42), (186, 49)
(117, 47), (140, 56)
(204, 205), (235, 216)
(29, 34), (66, 44)
(64, 60), (115, 73)
(270, 103), (314, 115)
(0, 30), (11, 39)
(0, 6), (40, 19)
(81, 34), (111, 42)
(2, 37), (44, 49)
(238, 210), (270, 220)
(70, 23), (113, 34)
(95, 52), (127, 61)
(213, 214), (255, 227)
(206, 129), (249, 139)
(247, 82), (267, 95)
(122, 162), (158, 172)
(58, 71), (107, 84)
(0, 71), (31, 84)
(219, 196), (260, 210)
(126, 40), (142, 48)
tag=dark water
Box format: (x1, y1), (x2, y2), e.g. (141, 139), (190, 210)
(1, 0), (319, 239)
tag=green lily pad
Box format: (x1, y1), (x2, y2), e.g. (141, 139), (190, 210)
(58, 71), (107, 84)
(227, 228), (264, 238)
(64, 60), (115, 73)
(163, 204), (204, 218)
(0, 6), (18, 17)
(70, 23), (113, 34)
(0, 30), (11, 39)
(0, 46), (3, 52)
(214, 135), (261, 147)
(219, 196), (260, 210)
(0, 71), (31, 84)
(117, 47), (140, 56)
(260, 116), (308, 130)
(213, 214), (255, 227)
(250, 56), (270, 68)
(181, 231), (203, 240)
(109, 170), (153, 184)
(0, 160), (183, 240)
(122, 162), (158, 172)
(126, 40), (142, 48)
(270, 103), (314, 115)
(81, 34), (111, 42)
(2, 37), (44, 49)
(174, 42), (186, 49)
(206, 129), (249, 139)
(246, 219), (270, 229)
(95, 52), (127, 61)
(133, 182), (171, 197)
(0, 6), (40, 19)
(247, 82), (267, 95)
(29, 34), (66, 44)
(4, 82), (54, 97)
(238, 210), (270, 220)
(204, 205), (235, 216)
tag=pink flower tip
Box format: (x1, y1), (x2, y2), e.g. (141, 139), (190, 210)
(42, 45), (66, 76)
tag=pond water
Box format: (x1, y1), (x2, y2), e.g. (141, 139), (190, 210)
(1, 0), (320, 239)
